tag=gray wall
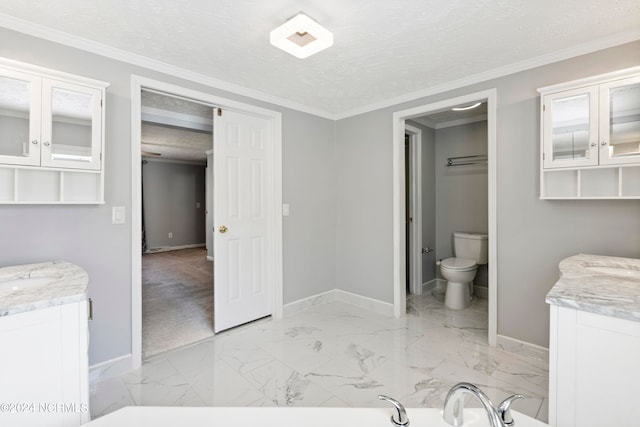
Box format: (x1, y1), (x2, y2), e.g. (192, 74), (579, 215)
(435, 121), (488, 262)
(142, 160), (205, 250)
(335, 111), (393, 303)
(335, 40), (640, 348)
(0, 27), (337, 365)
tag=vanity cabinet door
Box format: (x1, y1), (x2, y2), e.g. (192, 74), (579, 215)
(0, 69), (42, 166)
(598, 75), (640, 166)
(542, 87), (599, 169)
(41, 79), (103, 170)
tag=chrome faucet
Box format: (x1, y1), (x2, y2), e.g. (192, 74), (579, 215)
(443, 382), (524, 427)
(378, 395), (410, 426)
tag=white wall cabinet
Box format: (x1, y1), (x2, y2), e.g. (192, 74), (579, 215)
(548, 305), (640, 427)
(0, 301), (90, 427)
(0, 58), (108, 203)
(539, 67), (640, 199)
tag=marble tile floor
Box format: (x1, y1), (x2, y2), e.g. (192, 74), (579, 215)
(90, 292), (549, 423)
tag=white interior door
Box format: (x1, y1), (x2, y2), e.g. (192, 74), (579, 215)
(213, 108), (273, 333)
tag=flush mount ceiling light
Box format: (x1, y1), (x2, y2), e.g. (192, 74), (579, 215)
(452, 102), (482, 111)
(270, 12), (333, 59)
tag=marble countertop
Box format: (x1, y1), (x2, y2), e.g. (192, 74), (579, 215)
(0, 261), (88, 317)
(84, 406), (548, 427)
(546, 253), (640, 322)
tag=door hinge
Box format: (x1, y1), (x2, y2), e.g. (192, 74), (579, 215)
(100, 99), (103, 108)
(217, 108), (222, 116)
(542, 104), (545, 112)
(88, 298), (93, 320)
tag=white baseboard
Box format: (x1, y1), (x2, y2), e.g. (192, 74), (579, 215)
(334, 289), (394, 316)
(497, 334), (549, 362)
(283, 289), (393, 317)
(422, 279), (440, 293)
(145, 243), (205, 254)
(89, 353), (133, 386)
(474, 285), (489, 299)
(283, 290), (337, 316)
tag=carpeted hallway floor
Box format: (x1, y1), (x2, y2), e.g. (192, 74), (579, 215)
(142, 248), (214, 359)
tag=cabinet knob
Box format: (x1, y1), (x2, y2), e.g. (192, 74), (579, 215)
(601, 141), (608, 146)
(590, 142), (597, 147)
(31, 139), (38, 145)
(219, 225), (228, 233)
(43, 141), (50, 147)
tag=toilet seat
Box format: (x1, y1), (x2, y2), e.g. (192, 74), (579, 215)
(441, 257), (476, 271)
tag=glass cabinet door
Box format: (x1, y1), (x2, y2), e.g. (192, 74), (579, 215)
(599, 75), (640, 165)
(41, 79), (102, 170)
(0, 70), (41, 166)
(543, 87), (599, 168)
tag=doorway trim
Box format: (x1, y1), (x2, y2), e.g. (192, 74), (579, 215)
(405, 124), (423, 296)
(130, 75), (283, 369)
(392, 88), (497, 346)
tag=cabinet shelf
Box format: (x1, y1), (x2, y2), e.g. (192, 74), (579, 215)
(541, 164), (640, 199)
(0, 165), (104, 204)
(539, 66), (640, 199)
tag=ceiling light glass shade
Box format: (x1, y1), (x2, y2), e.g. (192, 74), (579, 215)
(452, 102), (482, 111)
(270, 13), (333, 59)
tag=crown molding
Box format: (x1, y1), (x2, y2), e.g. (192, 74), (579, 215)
(1, 12), (638, 122)
(333, 29), (640, 120)
(0, 13), (336, 120)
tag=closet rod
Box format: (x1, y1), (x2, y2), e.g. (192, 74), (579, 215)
(446, 155), (487, 167)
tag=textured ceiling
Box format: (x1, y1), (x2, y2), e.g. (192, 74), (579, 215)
(0, 1), (639, 117)
(141, 91), (212, 163)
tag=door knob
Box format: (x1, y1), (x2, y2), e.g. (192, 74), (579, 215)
(219, 225), (228, 233)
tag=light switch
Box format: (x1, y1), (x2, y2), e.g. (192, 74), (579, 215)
(112, 206), (125, 224)
(282, 204), (290, 216)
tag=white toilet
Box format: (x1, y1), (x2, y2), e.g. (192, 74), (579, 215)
(439, 232), (488, 310)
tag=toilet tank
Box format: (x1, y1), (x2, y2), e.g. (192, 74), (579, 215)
(453, 232), (488, 264)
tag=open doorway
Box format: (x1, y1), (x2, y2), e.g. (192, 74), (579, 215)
(404, 100), (490, 333)
(130, 76), (284, 370)
(140, 90), (214, 358)
(392, 89), (497, 346)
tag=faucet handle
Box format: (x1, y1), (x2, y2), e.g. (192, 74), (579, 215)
(498, 394), (525, 426)
(378, 395), (410, 426)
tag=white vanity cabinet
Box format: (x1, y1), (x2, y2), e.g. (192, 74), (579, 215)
(539, 67), (640, 199)
(0, 58), (108, 203)
(0, 301), (90, 427)
(546, 254), (640, 427)
(548, 306), (640, 427)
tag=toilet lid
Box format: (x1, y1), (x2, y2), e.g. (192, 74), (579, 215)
(441, 257), (476, 270)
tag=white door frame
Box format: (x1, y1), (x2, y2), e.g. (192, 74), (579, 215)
(405, 124), (423, 296)
(130, 75), (283, 368)
(392, 89), (498, 346)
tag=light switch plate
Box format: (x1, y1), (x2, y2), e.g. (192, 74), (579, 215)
(112, 206), (125, 224)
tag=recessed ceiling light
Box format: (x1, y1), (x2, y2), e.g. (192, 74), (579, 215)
(270, 12), (333, 59)
(452, 102), (482, 111)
